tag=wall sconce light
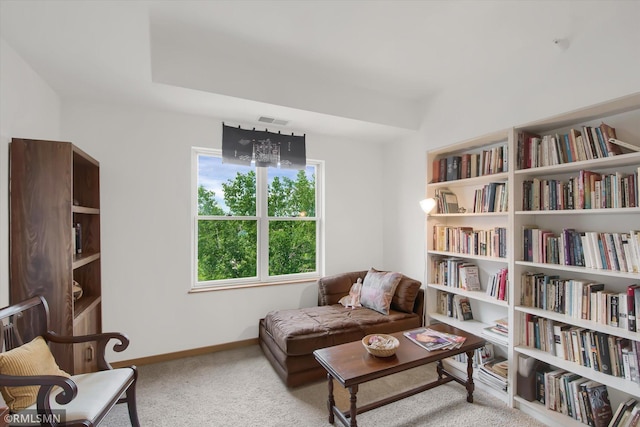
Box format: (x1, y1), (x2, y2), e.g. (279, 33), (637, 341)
(419, 198), (437, 214)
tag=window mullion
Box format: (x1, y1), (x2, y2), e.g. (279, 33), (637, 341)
(256, 167), (269, 279)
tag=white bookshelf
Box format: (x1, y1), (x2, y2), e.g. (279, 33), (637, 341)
(425, 92), (640, 427)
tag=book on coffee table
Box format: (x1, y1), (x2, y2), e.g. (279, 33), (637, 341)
(404, 327), (466, 351)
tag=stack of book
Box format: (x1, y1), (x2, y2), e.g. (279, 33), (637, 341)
(482, 318), (509, 345)
(478, 358), (508, 392)
(485, 267), (508, 301)
(432, 144), (508, 183)
(516, 122), (636, 170)
(431, 257), (480, 291)
(537, 368), (614, 427)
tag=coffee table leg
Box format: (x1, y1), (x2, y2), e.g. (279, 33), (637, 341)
(327, 373), (335, 424)
(436, 359), (444, 380)
(348, 384), (358, 427)
(465, 350), (475, 403)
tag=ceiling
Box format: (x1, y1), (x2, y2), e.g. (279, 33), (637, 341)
(1, 0), (638, 143)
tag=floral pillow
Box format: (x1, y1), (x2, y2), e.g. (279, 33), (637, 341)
(339, 278), (363, 308)
(360, 269), (402, 315)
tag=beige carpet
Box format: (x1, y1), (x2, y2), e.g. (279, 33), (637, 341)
(101, 344), (546, 426)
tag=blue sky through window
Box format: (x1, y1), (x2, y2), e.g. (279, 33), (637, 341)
(198, 155), (314, 214)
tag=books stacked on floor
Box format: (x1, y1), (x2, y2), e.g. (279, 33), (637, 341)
(536, 366), (615, 427)
(477, 357), (508, 392)
(610, 398), (639, 427)
(482, 317), (509, 346)
(403, 327), (466, 352)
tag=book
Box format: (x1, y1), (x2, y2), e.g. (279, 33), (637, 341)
(455, 296), (473, 320)
(584, 381), (613, 427)
(459, 263), (480, 291)
(609, 138), (640, 153)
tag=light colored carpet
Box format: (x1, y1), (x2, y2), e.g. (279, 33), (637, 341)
(101, 345), (546, 426)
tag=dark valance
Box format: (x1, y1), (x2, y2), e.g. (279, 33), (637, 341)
(222, 124), (306, 169)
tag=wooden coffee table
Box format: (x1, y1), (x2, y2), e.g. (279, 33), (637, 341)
(313, 323), (486, 427)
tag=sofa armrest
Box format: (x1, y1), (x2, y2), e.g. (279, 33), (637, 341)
(317, 271), (368, 306)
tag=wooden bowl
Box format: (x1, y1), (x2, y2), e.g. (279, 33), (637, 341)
(362, 334), (399, 357)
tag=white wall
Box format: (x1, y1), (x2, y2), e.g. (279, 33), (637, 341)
(60, 102), (386, 361)
(0, 38), (61, 308)
(384, 18), (640, 288)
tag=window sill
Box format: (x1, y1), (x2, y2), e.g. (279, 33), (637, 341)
(189, 277), (319, 293)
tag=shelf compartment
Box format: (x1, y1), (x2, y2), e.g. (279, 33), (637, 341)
(515, 261), (640, 279)
(515, 207), (640, 216)
(428, 283), (508, 308)
(72, 205), (100, 215)
(514, 346), (640, 396)
(514, 305), (640, 342)
(72, 252), (100, 270)
(429, 250), (508, 263)
(442, 357), (510, 404)
(428, 172), (508, 189)
(515, 152), (640, 176)
(73, 295), (101, 319)
(428, 313), (508, 347)
(430, 212), (508, 218)
(515, 396), (584, 427)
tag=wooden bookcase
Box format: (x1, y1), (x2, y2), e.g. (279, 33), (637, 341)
(425, 93), (640, 426)
(10, 138), (102, 374)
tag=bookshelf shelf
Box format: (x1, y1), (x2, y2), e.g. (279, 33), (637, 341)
(430, 212), (508, 218)
(427, 251), (508, 263)
(514, 151), (640, 176)
(429, 172), (509, 188)
(515, 397), (585, 427)
(515, 346), (640, 396)
(426, 92), (640, 426)
(427, 283), (508, 308)
(515, 207), (640, 216)
(514, 261), (640, 279)
(515, 305), (640, 342)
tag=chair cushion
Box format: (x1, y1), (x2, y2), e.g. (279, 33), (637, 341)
(0, 336), (70, 411)
(20, 368), (135, 421)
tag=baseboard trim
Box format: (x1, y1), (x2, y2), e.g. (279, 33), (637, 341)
(111, 338), (259, 368)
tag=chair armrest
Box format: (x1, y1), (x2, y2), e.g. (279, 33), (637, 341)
(44, 331), (130, 371)
(0, 373), (77, 410)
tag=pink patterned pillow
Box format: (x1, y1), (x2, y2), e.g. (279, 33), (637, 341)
(339, 278), (363, 308)
(360, 269), (402, 315)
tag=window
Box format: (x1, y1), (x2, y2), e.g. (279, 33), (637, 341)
(192, 147), (323, 289)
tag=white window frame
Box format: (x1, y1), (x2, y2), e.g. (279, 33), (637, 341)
(190, 147), (324, 291)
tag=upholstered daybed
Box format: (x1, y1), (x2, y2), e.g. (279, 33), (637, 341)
(258, 270), (424, 387)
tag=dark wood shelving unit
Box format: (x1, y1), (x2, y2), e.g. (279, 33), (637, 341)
(10, 138), (102, 374)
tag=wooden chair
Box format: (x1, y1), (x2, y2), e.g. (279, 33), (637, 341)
(0, 296), (139, 426)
